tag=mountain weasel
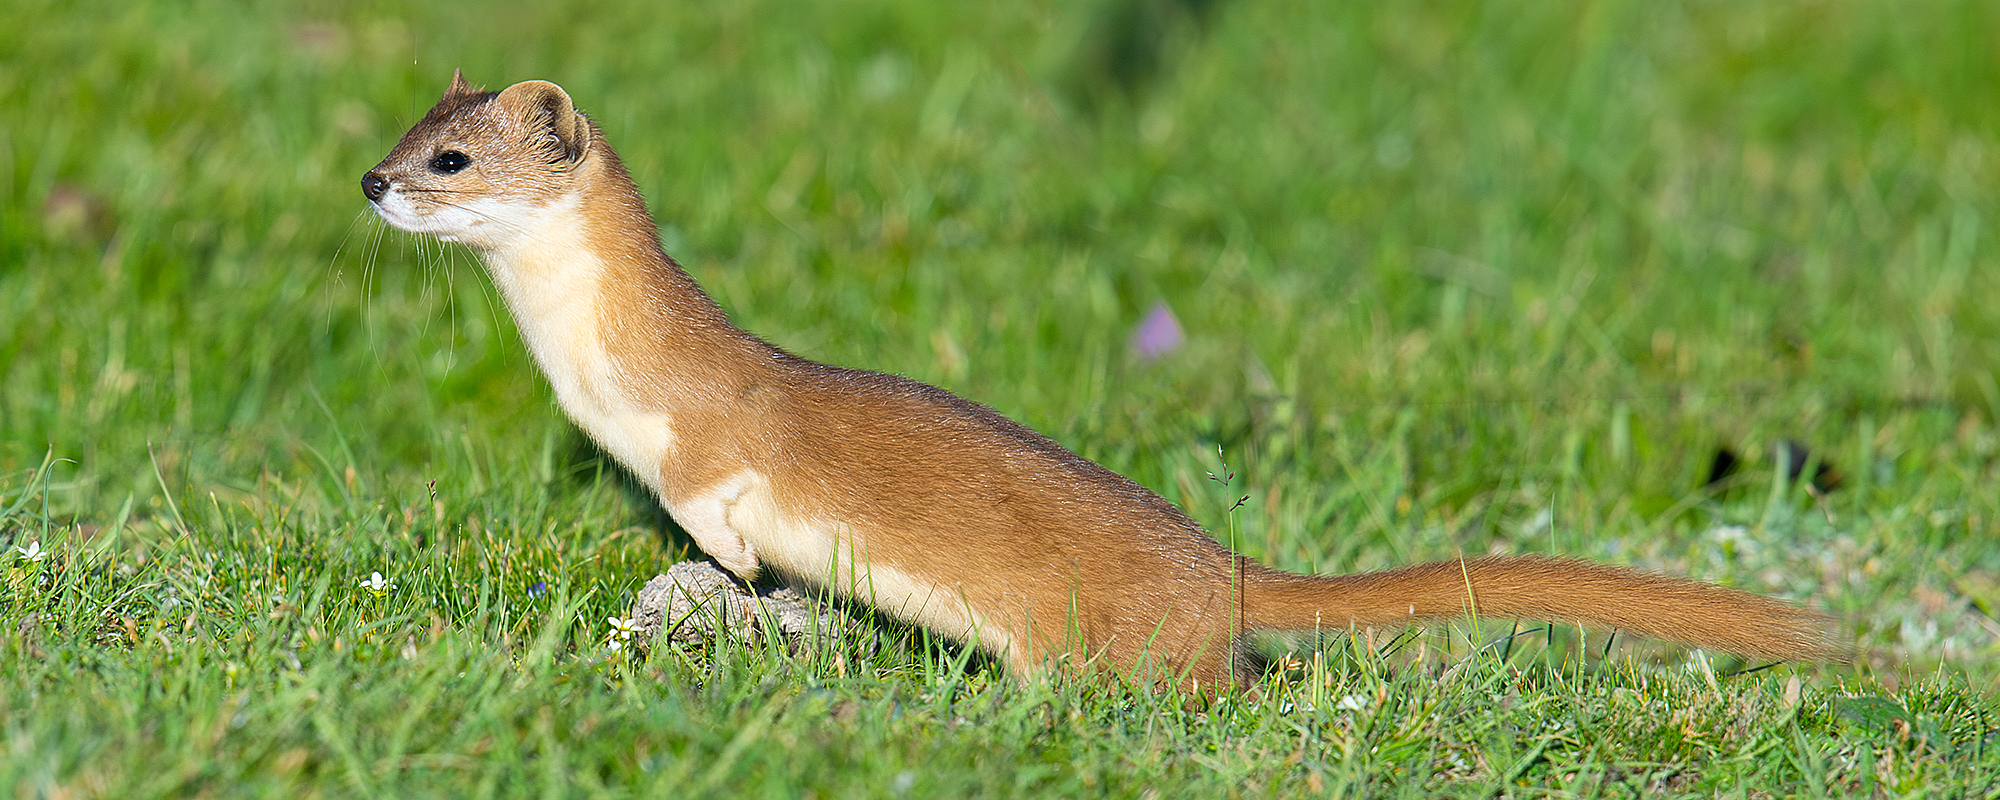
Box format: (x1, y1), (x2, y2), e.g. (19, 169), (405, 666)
(363, 72), (1842, 691)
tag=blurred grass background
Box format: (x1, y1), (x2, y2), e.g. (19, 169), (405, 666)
(4, 0), (2000, 794)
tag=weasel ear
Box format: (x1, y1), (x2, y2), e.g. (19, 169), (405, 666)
(495, 80), (590, 165)
(443, 69), (482, 100)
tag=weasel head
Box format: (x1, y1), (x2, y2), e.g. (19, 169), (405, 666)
(362, 70), (595, 252)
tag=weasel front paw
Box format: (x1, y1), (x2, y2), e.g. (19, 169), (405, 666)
(709, 541), (761, 580)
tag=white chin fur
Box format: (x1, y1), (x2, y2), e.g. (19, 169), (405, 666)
(371, 189), (547, 251)
(370, 190), (479, 242)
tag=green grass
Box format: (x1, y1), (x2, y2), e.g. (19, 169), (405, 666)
(5, 0), (2000, 795)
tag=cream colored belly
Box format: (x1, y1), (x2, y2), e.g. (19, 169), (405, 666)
(675, 469), (1011, 653)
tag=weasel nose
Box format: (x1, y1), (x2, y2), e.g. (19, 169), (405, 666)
(361, 172), (390, 202)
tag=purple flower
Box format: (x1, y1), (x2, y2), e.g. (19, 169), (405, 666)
(527, 581), (547, 599)
(1130, 301), (1185, 361)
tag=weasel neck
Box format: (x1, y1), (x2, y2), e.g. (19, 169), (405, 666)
(472, 155), (773, 489)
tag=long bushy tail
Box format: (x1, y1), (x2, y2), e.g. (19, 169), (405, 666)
(1244, 555), (1844, 661)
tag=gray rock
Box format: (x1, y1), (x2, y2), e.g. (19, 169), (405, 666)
(628, 560), (842, 651)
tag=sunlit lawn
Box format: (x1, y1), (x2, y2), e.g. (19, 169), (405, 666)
(3, 0), (1999, 795)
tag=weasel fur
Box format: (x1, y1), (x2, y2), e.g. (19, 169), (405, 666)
(363, 72), (1843, 691)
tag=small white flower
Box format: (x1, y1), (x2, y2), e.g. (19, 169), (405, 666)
(605, 616), (642, 652)
(359, 571), (393, 593)
(14, 540), (43, 563)
(1335, 693), (1370, 711)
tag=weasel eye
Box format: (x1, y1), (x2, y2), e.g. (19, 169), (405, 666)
(429, 150), (471, 174)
